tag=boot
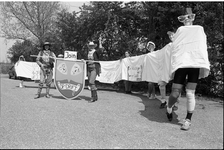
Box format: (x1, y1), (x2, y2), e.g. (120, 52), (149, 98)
(34, 87), (42, 99)
(46, 86), (50, 98)
(92, 90), (98, 101)
(90, 90), (96, 102)
(94, 90), (98, 101)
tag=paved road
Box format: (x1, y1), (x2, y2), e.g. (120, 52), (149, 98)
(0, 74), (223, 149)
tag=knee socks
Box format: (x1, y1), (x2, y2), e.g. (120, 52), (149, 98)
(186, 89), (196, 120)
(167, 88), (181, 113)
(159, 85), (166, 102)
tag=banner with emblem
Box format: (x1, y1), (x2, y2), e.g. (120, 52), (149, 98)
(54, 59), (86, 100)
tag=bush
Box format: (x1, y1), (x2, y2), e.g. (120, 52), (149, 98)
(0, 63), (13, 74)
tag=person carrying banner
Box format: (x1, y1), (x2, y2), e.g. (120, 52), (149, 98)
(123, 51), (133, 94)
(146, 41), (156, 99)
(86, 37), (104, 102)
(35, 42), (56, 99)
(17, 55), (26, 88)
(166, 8), (210, 131)
(158, 31), (179, 110)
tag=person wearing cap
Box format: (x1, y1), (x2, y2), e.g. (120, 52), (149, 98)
(35, 42), (56, 99)
(166, 8), (210, 131)
(145, 41), (157, 99)
(58, 54), (64, 58)
(85, 36), (104, 102)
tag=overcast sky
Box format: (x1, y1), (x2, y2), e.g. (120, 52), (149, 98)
(0, 1), (89, 63)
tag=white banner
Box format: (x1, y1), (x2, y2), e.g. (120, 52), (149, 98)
(14, 61), (41, 80)
(14, 52), (171, 84)
(14, 61), (55, 80)
(15, 26), (210, 84)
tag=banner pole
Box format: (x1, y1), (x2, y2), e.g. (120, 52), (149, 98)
(30, 55), (100, 63)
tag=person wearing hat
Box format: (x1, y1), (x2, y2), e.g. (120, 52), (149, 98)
(58, 54), (64, 58)
(85, 37), (104, 102)
(35, 42), (56, 99)
(145, 41), (157, 99)
(166, 8), (210, 131)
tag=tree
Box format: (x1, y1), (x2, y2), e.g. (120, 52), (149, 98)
(7, 40), (39, 63)
(0, 2), (61, 45)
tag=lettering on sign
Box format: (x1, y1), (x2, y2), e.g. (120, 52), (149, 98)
(127, 65), (143, 81)
(64, 51), (77, 60)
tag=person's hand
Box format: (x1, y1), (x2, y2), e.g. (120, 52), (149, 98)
(40, 64), (46, 70)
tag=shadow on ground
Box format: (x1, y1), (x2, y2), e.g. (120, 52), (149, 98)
(125, 92), (182, 126)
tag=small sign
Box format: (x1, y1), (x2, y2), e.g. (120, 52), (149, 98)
(127, 65), (143, 81)
(64, 51), (77, 60)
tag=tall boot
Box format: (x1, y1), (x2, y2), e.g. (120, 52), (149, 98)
(35, 87), (42, 99)
(46, 86), (50, 98)
(94, 90), (98, 101)
(89, 90), (95, 102)
(92, 90), (98, 101)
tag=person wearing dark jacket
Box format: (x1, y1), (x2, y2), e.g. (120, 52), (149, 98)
(86, 38), (104, 102)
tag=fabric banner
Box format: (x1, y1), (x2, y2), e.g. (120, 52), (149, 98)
(15, 26), (210, 84)
(14, 53), (168, 84)
(14, 61), (41, 80)
(14, 61), (55, 80)
(171, 25), (210, 79)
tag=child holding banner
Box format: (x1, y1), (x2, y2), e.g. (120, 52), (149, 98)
(35, 42), (56, 99)
(166, 8), (210, 131)
(146, 41), (156, 99)
(123, 51), (133, 94)
(17, 55), (26, 88)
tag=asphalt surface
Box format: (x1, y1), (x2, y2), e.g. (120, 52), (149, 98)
(0, 74), (223, 149)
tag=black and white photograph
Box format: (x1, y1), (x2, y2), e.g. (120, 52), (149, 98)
(0, 1), (223, 149)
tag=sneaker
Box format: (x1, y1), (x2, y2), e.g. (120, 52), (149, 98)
(166, 112), (173, 121)
(172, 105), (178, 111)
(181, 119), (191, 131)
(46, 94), (50, 98)
(160, 101), (167, 109)
(34, 94), (40, 99)
(148, 95), (156, 99)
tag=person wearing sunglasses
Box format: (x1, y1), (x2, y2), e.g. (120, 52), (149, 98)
(166, 8), (210, 131)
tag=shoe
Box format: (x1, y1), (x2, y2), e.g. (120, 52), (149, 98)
(172, 105), (178, 111)
(46, 94), (50, 98)
(181, 119), (191, 131)
(148, 95), (156, 99)
(34, 94), (40, 99)
(160, 101), (167, 109)
(89, 99), (95, 103)
(125, 91), (132, 94)
(166, 112), (173, 121)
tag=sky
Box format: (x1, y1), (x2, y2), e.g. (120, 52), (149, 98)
(0, 1), (89, 63)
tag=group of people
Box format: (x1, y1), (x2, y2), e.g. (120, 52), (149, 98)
(122, 35), (179, 110)
(18, 7), (209, 131)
